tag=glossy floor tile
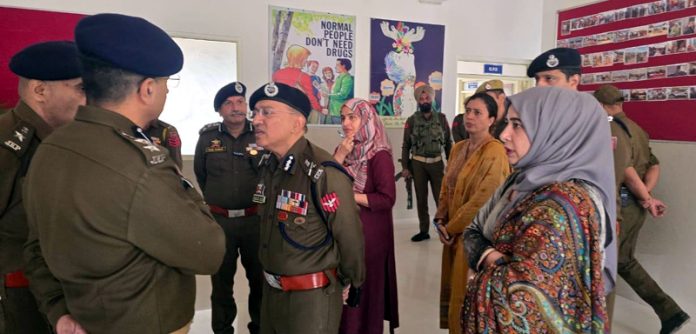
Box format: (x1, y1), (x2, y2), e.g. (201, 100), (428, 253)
(189, 220), (694, 333)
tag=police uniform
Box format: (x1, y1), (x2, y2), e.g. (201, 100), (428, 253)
(0, 41), (81, 334)
(527, 47), (582, 78)
(194, 82), (263, 334)
(594, 85), (689, 331)
(22, 13), (225, 333)
(249, 82), (365, 334)
(146, 119), (183, 168)
(402, 85), (452, 240)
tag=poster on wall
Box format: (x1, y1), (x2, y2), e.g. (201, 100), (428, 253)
(369, 18), (445, 128)
(269, 6), (355, 125)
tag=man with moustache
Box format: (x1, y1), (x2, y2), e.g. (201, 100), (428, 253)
(195, 82), (263, 334)
(401, 84), (452, 242)
(0, 40), (84, 334)
(249, 82), (364, 334)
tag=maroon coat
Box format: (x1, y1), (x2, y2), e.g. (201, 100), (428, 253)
(339, 150), (399, 334)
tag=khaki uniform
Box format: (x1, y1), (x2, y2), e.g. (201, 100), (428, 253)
(146, 119), (183, 169)
(194, 121), (263, 334)
(0, 101), (52, 333)
(257, 138), (365, 334)
(615, 112), (684, 322)
(401, 111), (452, 235)
(23, 105), (226, 333)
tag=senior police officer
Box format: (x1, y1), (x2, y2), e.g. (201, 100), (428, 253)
(594, 85), (690, 334)
(401, 84), (452, 242)
(146, 119), (183, 168)
(451, 79), (508, 142)
(22, 13), (225, 334)
(0, 41), (84, 334)
(249, 82), (365, 334)
(527, 47), (582, 89)
(194, 81), (263, 334)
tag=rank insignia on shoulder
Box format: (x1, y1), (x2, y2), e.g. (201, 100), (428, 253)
(206, 139), (226, 153)
(283, 154), (295, 172)
(199, 122), (222, 134)
(134, 138), (161, 152)
(150, 136), (162, 145)
(321, 192), (340, 213)
(117, 130), (168, 166)
(1, 122), (33, 156)
(313, 168), (324, 182)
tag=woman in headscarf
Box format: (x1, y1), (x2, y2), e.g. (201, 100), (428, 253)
(435, 93), (511, 334)
(333, 98), (399, 334)
(462, 86), (614, 333)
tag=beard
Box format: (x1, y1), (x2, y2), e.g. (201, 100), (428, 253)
(419, 103), (432, 113)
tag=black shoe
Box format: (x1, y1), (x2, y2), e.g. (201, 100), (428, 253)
(661, 311), (690, 334)
(411, 232), (430, 242)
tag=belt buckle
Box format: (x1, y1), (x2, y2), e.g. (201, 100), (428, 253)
(263, 272), (282, 289)
(227, 209), (245, 218)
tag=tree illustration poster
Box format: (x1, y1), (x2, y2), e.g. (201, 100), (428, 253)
(369, 18), (445, 127)
(269, 7), (356, 125)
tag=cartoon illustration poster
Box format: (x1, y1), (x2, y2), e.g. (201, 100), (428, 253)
(369, 18), (445, 127)
(269, 6), (356, 125)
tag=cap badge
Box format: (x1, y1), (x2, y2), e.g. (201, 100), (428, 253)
(485, 84), (492, 90)
(546, 54), (559, 68)
(264, 82), (279, 97)
(234, 82), (244, 94)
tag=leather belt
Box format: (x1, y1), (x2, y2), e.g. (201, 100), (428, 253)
(208, 205), (258, 218)
(412, 155), (442, 163)
(264, 269), (336, 292)
(4, 271), (29, 288)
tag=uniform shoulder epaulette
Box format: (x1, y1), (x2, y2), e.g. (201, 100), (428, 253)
(199, 122), (221, 135)
(0, 118), (35, 157)
(116, 129), (168, 166)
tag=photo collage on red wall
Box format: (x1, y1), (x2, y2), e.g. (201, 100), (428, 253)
(557, 0), (696, 141)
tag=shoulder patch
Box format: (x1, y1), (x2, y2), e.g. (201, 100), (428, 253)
(0, 120), (35, 157)
(199, 122), (221, 135)
(116, 129), (168, 166)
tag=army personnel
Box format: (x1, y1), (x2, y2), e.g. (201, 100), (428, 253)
(194, 81), (263, 334)
(594, 85), (690, 334)
(0, 41), (84, 334)
(22, 13), (225, 334)
(249, 82), (365, 334)
(452, 79), (509, 142)
(146, 119), (183, 168)
(401, 84), (452, 242)
(527, 47), (582, 89)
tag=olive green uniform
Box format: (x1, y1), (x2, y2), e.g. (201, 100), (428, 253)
(257, 137), (365, 334)
(401, 111), (452, 235)
(0, 101), (52, 334)
(615, 112), (684, 322)
(146, 119), (183, 169)
(22, 105), (226, 333)
(194, 121), (263, 334)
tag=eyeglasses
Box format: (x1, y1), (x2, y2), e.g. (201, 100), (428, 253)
(247, 107), (295, 120)
(167, 75), (181, 89)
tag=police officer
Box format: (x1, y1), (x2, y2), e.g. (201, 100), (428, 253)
(146, 119), (183, 168)
(0, 41), (84, 334)
(401, 84), (452, 242)
(249, 82), (365, 334)
(594, 85), (690, 334)
(527, 47), (582, 89)
(452, 79), (508, 142)
(22, 13), (225, 334)
(194, 82), (263, 334)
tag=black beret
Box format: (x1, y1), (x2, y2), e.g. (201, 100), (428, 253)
(214, 82), (247, 111)
(75, 13), (183, 77)
(249, 82), (311, 118)
(9, 41), (81, 80)
(527, 47), (581, 77)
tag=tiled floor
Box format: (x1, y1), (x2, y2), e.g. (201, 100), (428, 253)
(189, 221), (694, 333)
